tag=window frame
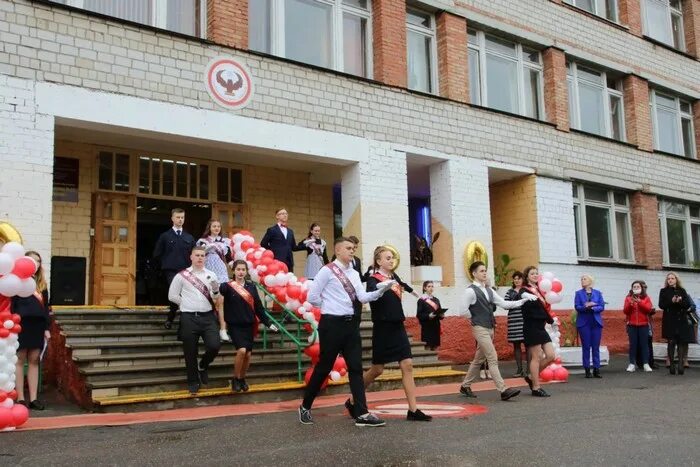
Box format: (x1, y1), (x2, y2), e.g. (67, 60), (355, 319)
(564, 0), (619, 23)
(467, 30), (545, 120)
(567, 61), (626, 141)
(658, 200), (700, 267)
(641, 0), (686, 51)
(254, 0), (373, 78)
(55, 0), (207, 37)
(650, 90), (696, 158)
(405, 7), (439, 94)
(572, 182), (635, 263)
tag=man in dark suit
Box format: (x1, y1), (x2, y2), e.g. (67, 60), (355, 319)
(153, 208), (195, 328)
(260, 207), (303, 273)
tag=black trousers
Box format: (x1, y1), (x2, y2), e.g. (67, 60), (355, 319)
(164, 270), (178, 322)
(179, 312), (221, 384)
(302, 315), (367, 416)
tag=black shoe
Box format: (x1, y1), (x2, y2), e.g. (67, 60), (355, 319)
(459, 385), (477, 398)
(298, 405), (314, 425)
(355, 413), (386, 427)
(407, 409), (433, 421)
(231, 378), (242, 392)
(670, 363), (676, 375)
(500, 388), (521, 401)
(188, 382), (201, 395)
(240, 379), (249, 391)
(584, 368), (592, 378)
(650, 363), (660, 369)
(29, 400), (45, 410)
(164, 320), (173, 330)
(198, 365), (209, 385)
(678, 367), (685, 375)
(524, 375), (533, 391)
(531, 388), (550, 397)
(593, 368), (602, 378)
(17, 400), (28, 408)
(344, 398), (355, 418)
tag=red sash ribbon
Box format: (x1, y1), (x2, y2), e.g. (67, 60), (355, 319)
(179, 269), (215, 308)
(523, 285), (553, 316)
(229, 280), (260, 337)
(422, 296), (439, 311)
(372, 273), (402, 299)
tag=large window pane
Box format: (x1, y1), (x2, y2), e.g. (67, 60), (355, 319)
(162, 160), (174, 197)
(666, 218), (687, 264)
(616, 211), (631, 260)
(586, 206), (612, 258)
(644, 0), (672, 44)
(609, 94), (623, 141)
(217, 167), (228, 202)
(407, 31), (432, 93)
(656, 107), (681, 154)
(285, 0), (333, 68)
(115, 153), (130, 192)
(84, 0), (152, 25)
(98, 152), (113, 191)
(578, 82), (605, 135)
(343, 13), (367, 77)
(681, 118), (694, 158)
(485, 36), (516, 57)
(692, 224), (700, 263)
(671, 12), (684, 49)
(468, 49), (481, 105)
(166, 0), (196, 36)
(523, 68), (541, 119)
(139, 157), (149, 194)
(249, 0), (272, 53)
(584, 185), (609, 202)
(574, 205), (582, 257)
(577, 0), (596, 14)
(486, 54), (518, 113)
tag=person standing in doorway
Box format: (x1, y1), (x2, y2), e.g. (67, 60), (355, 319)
(260, 207), (303, 273)
(299, 222), (329, 280)
(458, 261), (532, 401)
(168, 246), (222, 394)
(574, 274), (605, 378)
(153, 208), (195, 329)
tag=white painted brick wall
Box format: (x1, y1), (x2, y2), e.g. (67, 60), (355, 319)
(536, 177), (578, 264)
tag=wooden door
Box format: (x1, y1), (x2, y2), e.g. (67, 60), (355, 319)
(212, 203), (250, 237)
(92, 193), (136, 305)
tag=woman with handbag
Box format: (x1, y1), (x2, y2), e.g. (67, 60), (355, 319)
(658, 272), (695, 375)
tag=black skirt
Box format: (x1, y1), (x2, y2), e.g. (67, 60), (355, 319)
(372, 321), (412, 364)
(228, 323), (255, 351)
(523, 318), (551, 347)
(18, 317), (47, 350)
(420, 319), (440, 348)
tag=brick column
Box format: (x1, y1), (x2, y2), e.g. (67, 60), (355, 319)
(682, 0), (700, 57)
(618, 0), (643, 36)
(372, 0), (407, 88)
(429, 158), (492, 287)
(207, 0), (248, 49)
(630, 192), (663, 269)
(436, 12), (469, 103)
(542, 47), (569, 131)
(622, 75), (653, 152)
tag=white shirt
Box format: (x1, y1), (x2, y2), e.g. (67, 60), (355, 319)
(172, 227), (183, 235)
(308, 260), (382, 316)
(278, 223), (288, 238)
(168, 267), (220, 312)
(459, 280), (526, 317)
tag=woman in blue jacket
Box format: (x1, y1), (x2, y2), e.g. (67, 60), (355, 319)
(574, 274), (605, 378)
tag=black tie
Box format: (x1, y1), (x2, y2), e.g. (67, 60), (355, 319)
(176, 230), (181, 236)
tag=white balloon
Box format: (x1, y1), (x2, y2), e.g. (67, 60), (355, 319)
(263, 275), (276, 287)
(17, 278), (36, 298)
(0, 253), (14, 275)
(275, 272), (288, 286)
(286, 299), (301, 311)
(0, 274), (21, 297)
(232, 233), (244, 243)
(302, 301), (312, 311)
(1, 242), (24, 260)
(0, 398), (13, 408)
(0, 341), (6, 351)
(302, 312), (314, 322)
(2, 320), (12, 330)
(545, 291), (563, 304)
(297, 307), (306, 316)
(539, 279), (553, 293)
(1, 382), (13, 392)
(307, 332), (317, 344)
(0, 372), (9, 385)
(542, 271), (555, 281)
(254, 251), (263, 260)
(249, 270), (260, 283)
(234, 251), (246, 261)
(329, 371), (341, 382)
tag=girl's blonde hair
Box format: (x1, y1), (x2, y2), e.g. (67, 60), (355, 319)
(665, 272), (683, 289)
(372, 246), (393, 270)
(25, 250), (47, 293)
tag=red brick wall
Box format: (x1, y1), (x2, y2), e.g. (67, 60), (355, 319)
(372, 0), (407, 88)
(630, 192), (663, 269)
(436, 12), (469, 103)
(623, 75), (653, 152)
(619, 0), (643, 36)
(207, 0), (248, 49)
(682, 0), (700, 57)
(542, 47), (570, 131)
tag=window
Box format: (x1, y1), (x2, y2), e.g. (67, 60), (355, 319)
(249, 0), (372, 78)
(138, 156), (210, 200)
(572, 183), (633, 261)
(567, 62), (626, 141)
(406, 8), (437, 94)
(468, 30), (544, 119)
(216, 167), (243, 203)
(650, 91), (696, 158)
(50, 0), (205, 37)
(98, 151), (131, 192)
(658, 200), (700, 266)
(564, 0), (618, 22)
(643, 0), (685, 50)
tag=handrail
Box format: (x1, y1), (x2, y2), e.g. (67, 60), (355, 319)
(255, 283), (313, 382)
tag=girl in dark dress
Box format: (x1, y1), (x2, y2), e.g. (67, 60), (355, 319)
(521, 266), (555, 397)
(658, 272), (695, 375)
(505, 271), (526, 377)
(416, 281), (444, 350)
(218, 260), (278, 392)
(12, 251), (51, 410)
(354, 246), (431, 421)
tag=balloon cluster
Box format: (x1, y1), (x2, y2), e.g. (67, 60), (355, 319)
(228, 232), (347, 386)
(0, 242), (34, 430)
(537, 271), (569, 383)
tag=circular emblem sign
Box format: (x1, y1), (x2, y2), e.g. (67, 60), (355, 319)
(368, 402), (488, 419)
(205, 57), (254, 110)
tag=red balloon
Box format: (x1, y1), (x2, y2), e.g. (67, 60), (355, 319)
(262, 250), (274, 259)
(286, 285), (301, 300)
(267, 263), (280, 276)
(554, 357), (562, 365)
(311, 307), (321, 322)
(553, 366), (569, 382)
(299, 290), (308, 304)
(11, 404), (29, 427)
(0, 393), (6, 403)
(304, 367), (314, 386)
(303, 343), (321, 363)
(279, 262), (289, 274)
(11, 325), (21, 334)
(238, 230), (252, 237)
(11, 257), (37, 280)
(0, 408), (11, 429)
(246, 253), (256, 262)
(333, 356), (346, 373)
(274, 289), (286, 303)
(339, 368), (347, 377)
(0, 328), (9, 338)
(11, 314), (21, 324)
(240, 241), (253, 251)
(303, 323), (313, 333)
(551, 280), (563, 293)
(8, 390), (17, 401)
(540, 367), (554, 382)
(261, 256), (274, 266)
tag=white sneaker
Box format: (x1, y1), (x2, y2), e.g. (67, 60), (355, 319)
(643, 364), (653, 372)
(626, 364), (636, 372)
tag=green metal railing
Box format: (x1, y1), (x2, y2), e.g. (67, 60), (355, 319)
(255, 283), (314, 382)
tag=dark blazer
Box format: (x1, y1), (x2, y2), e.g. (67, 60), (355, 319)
(574, 288), (605, 328)
(260, 225), (302, 271)
(153, 228), (195, 272)
(219, 281), (271, 327)
(659, 286), (695, 343)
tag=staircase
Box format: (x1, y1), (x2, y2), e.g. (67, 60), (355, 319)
(48, 307), (464, 413)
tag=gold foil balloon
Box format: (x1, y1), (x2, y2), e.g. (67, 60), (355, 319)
(464, 241), (488, 281)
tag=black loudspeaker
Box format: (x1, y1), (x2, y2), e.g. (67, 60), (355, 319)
(50, 256), (87, 306)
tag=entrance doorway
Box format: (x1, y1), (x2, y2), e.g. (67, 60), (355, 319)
(135, 197), (211, 305)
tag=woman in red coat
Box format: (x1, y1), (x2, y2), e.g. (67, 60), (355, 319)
(623, 280), (653, 373)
